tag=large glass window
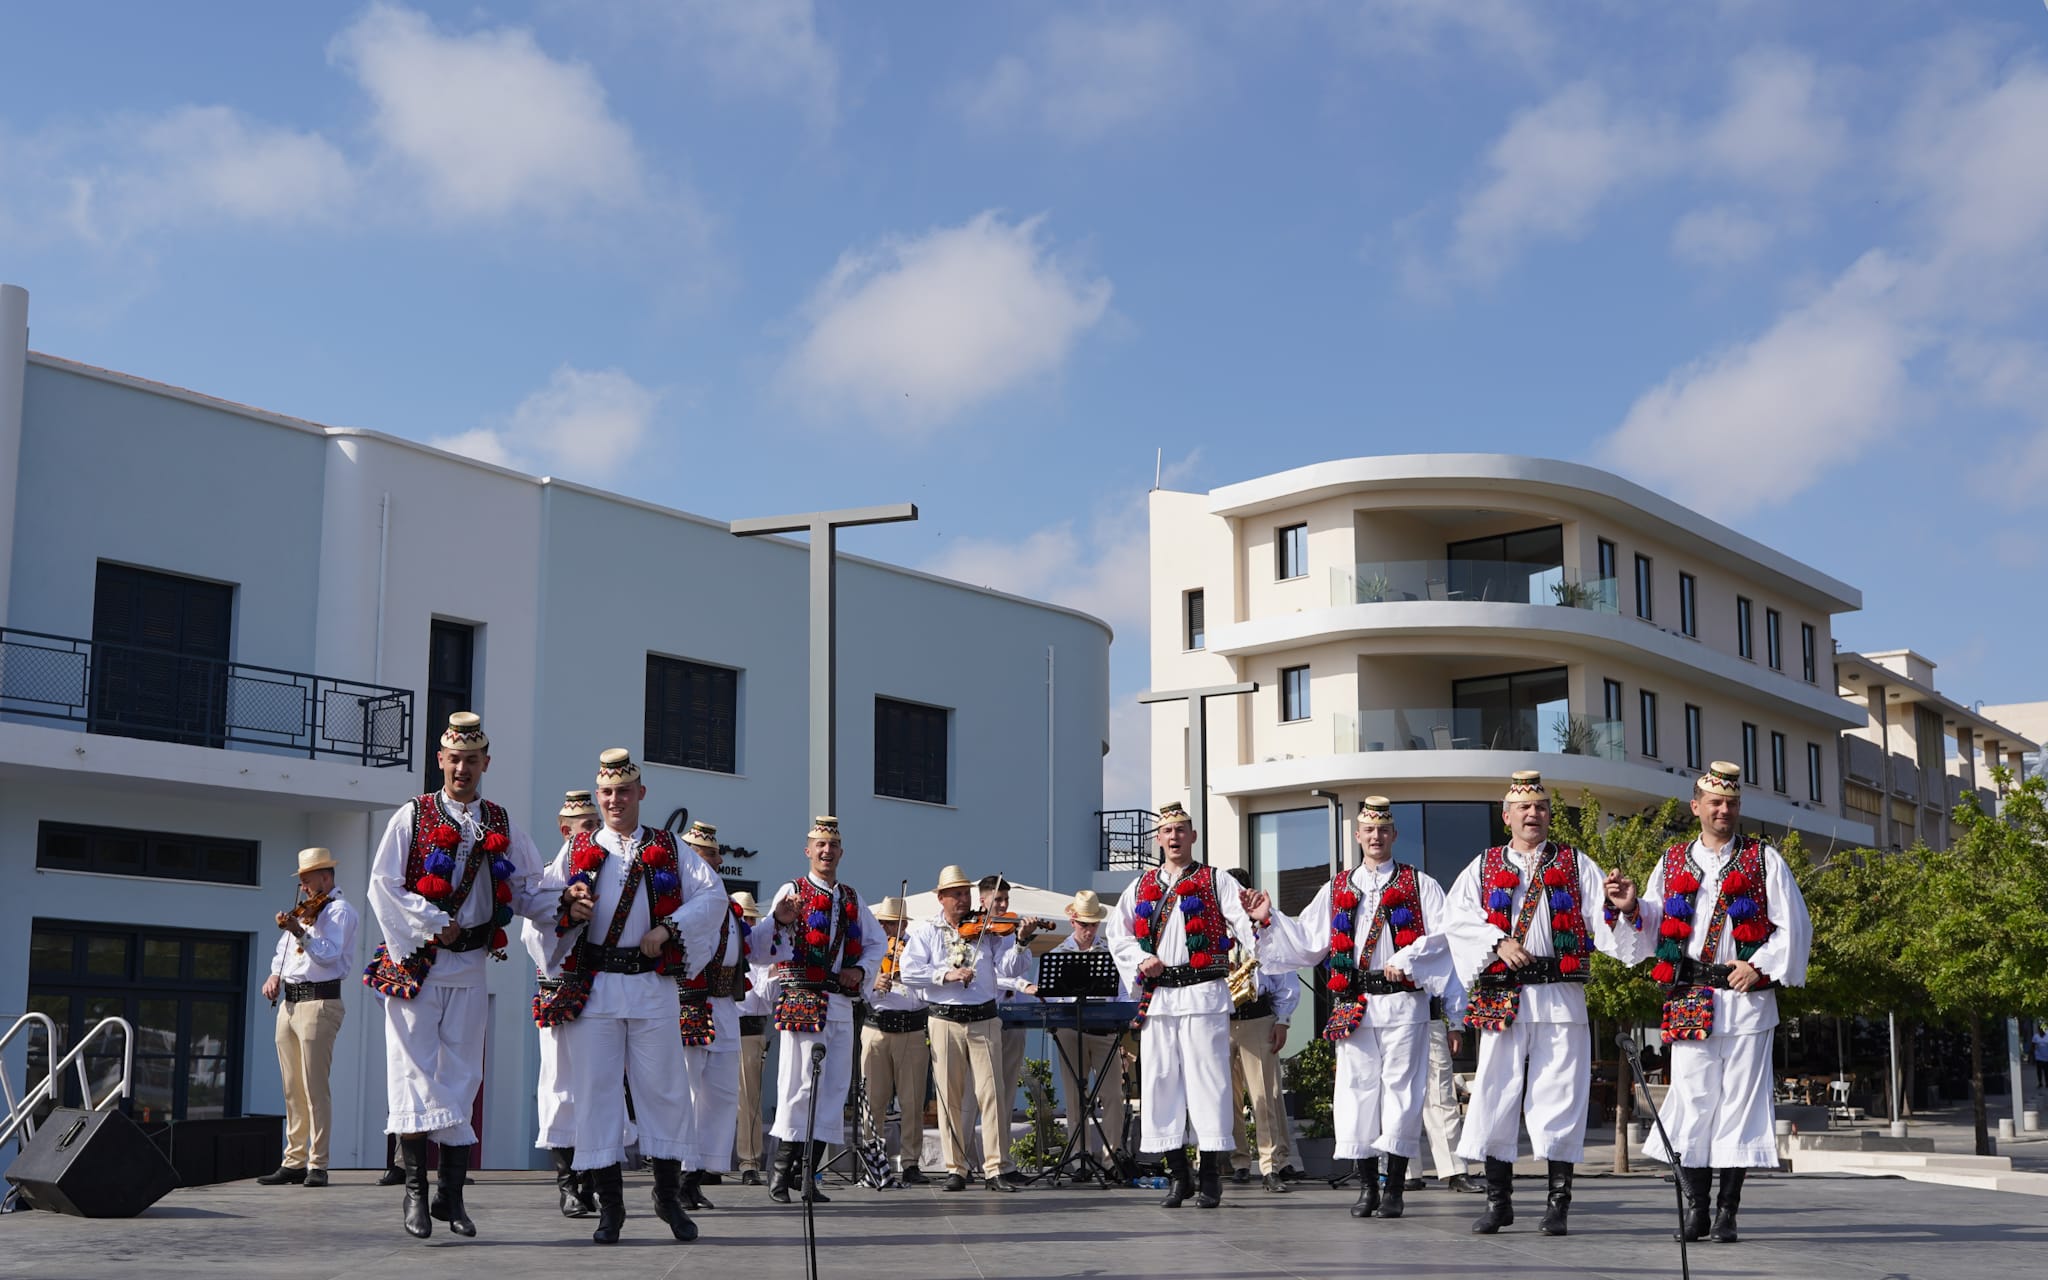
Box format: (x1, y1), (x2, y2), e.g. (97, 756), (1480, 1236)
(1452, 667), (1569, 752)
(645, 655), (739, 774)
(1280, 666), (1311, 722)
(1596, 539), (1619, 611)
(1277, 524), (1309, 580)
(1385, 801), (1499, 891)
(36, 822), (257, 886)
(89, 563), (234, 749)
(1445, 524), (1565, 604)
(1248, 807), (1334, 919)
(424, 618), (475, 795)
(875, 697), (949, 804)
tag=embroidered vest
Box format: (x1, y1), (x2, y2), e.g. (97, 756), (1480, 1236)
(1322, 862), (1427, 1041)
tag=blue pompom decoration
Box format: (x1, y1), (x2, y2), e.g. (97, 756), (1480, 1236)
(492, 904), (513, 927)
(1390, 906), (1415, 928)
(1549, 889), (1575, 912)
(1218, 936), (1234, 952)
(807, 910), (829, 929)
(1181, 897), (1203, 916)
(1665, 897), (1694, 920)
(1488, 889), (1513, 912)
(845, 923), (861, 945)
(1135, 901), (1155, 920)
(424, 851), (455, 878)
(1728, 897), (1756, 921)
(652, 870), (679, 896)
(490, 857), (514, 881)
(1332, 911), (1354, 933)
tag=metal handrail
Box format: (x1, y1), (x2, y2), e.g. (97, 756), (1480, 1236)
(0, 1013), (67, 1146)
(0, 1017), (135, 1150)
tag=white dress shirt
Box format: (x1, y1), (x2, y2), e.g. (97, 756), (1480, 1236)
(1635, 836), (1811, 1036)
(1263, 859), (1452, 1027)
(270, 892), (360, 983)
(544, 825), (728, 1020)
(366, 792), (556, 989)
(1105, 861), (1264, 1018)
(900, 917), (1030, 1007)
(1443, 841), (1649, 1024)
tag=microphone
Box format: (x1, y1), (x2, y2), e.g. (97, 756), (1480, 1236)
(1615, 1030), (1642, 1063)
(810, 1041), (827, 1070)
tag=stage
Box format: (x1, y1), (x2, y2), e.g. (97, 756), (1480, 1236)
(2, 1166), (2041, 1280)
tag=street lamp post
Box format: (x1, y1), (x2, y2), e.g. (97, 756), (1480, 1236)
(1136, 680), (1257, 847)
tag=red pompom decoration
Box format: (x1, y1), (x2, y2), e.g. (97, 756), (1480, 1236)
(844, 899), (858, 917)
(1489, 869), (1519, 889)
(1667, 871), (1700, 894)
(805, 929), (828, 947)
(1486, 959), (1508, 975)
(430, 824), (460, 849)
(1381, 886), (1405, 907)
(1328, 972), (1351, 993)
(1651, 961), (1676, 984)
(1557, 954), (1582, 975)
(1139, 880), (1164, 902)
(494, 880), (513, 905)
(481, 832), (509, 854)
(1330, 931), (1355, 954)
(1485, 911), (1511, 931)
(491, 928), (507, 950)
(1542, 865), (1571, 888)
(655, 895), (681, 918)
(1659, 918), (1684, 938)
(641, 844), (665, 866)
(1721, 871), (1751, 895)
(1190, 951), (1213, 969)
(844, 940), (863, 961)
(1333, 888), (1361, 910)
(415, 874), (451, 899)
(1134, 918), (1152, 939)
(1393, 928), (1420, 949)
(573, 848), (604, 875)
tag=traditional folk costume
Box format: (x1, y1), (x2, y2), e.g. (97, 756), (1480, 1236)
(264, 847), (360, 1185)
(762, 817), (884, 1203)
(860, 896), (931, 1185)
(1263, 798), (1451, 1217)
(365, 712), (557, 1239)
(1443, 771), (1648, 1236)
(900, 865), (1032, 1191)
(529, 791), (599, 1219)
(1227, 963), (1301, 1190)
(1106, 801), (1266, 1209)
(1045, 892), (1133, 1168)
(675, 821), (762, 1209)
(1638, 762), (1811, 1243)
(1418, 972), (1472, 1186)
(538, 750), (729, 1245)
(730, 892), (772, 1185)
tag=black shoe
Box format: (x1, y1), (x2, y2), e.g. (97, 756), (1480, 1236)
(1232, 1166), (1251, 1185)
(1445, 1172), (1482, 1193)
(942, 1173), (968, 1192)
(1471, 1157), (1514, 1234)
(1374, 1155), (1408, 1219)
(1710, 1168), (1746, 1243)
(681, 1169), (714, 1210)
(651, 1159), (699, 1242)
(985, 1177), (1018, 1193)
(900, 1167), (930, 1186)
(303, 1169), (328, 1188)
(803, 1142), (832, 1204)
(1262, 1172), (1290, 1193)
(432, 1144), (476, 1237)
(256, 1165), (306, 1186)
(378, 1164), (407, 1187)
(1537, 1161), (1573, 1237)
(399, 1136), (431, 1239)
(552, 1148), (594, 1218)
(1675, 1166), (1712, 1243)
(1350, 1157), (1380, 1219)
(1195, 1151), (1224, 1209)
(1159, 1150), (1193, 1208)
(1000, 1169), (1027, 1185)
(591, 1164), (625, 1245)
(1403, 1177), (1426, 1190)
(768, 1143), (799, 1204)
(739, 1168), (764, 1187)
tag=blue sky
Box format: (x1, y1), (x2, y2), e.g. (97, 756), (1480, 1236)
(5, 2), (2046, 809)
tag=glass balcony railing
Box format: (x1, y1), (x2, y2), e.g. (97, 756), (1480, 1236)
(1329, 560), (1618, 613)
(1332, 708), (1624, 760)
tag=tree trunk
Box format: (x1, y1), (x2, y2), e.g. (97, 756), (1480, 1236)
(1613, 1039), (1634, 1175)
(1970, 1019), (1991, 1156)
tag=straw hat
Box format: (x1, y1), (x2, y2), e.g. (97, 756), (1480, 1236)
(933, 864), (974, 892)
(559, 790), (596, 819)
(439, 711), (488, 753)
(731, 891), (762, 921)
(808, 815), (841, 842)
(1156, 801), (1194, 829)
(295, 847), (336, 875)
(681, 821), (720, 850)
(1066, 889), (1108, 923)
(874, 896), (908, 923)
(1503, 770), (1547, 805)
(596, 747), (641, 789)
(1356, 795), (1395, 827)
(1698, 760), (1743, 797)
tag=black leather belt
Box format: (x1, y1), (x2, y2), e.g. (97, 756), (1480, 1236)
(927, 999), (998, 1024)
(588, 946), (662, 975)
(871, 1009), (930, 1035)
(443, 922), (495, 953)
(283, 979), (341, 1003)
(1672, 957), (1772, 991)
(739, 1015), (769, 1037)
(1155, 964), (1229, 989)
(1429, 996), (1445, 1020)
(1231, 995), (1274, 1022)
(1476, 956), (1587, 987)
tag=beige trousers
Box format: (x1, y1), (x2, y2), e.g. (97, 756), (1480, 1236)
(735, 1032), (766, 1172)
(997, 1027), (1025, 1172)
(929, 1015), (1007, 1178)
(860, 1024), (930, 1171)
(275, 996), (345, 1170)
(1228, 1014), (1290, 1174)
(1052, 1028), (1127, 1158)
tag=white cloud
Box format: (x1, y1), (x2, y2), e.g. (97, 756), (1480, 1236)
(1898, 55), (2048, 261)
(1448, 82), (1676, 280)
(1671, 204), (1776, 266)
(330, 2), (645, 220)
(432, 366), (661, 479)
(781, 211), (1111, 431)
(1699, 48), (1847, 193)
(1338, 0), (1551, 71)
(962, 14), (1206, 141)
(653, 0), (840, 133)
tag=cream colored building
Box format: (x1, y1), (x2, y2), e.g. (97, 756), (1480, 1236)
(1147, 455), (1871, 911)
(1838, 654), (2036, 850)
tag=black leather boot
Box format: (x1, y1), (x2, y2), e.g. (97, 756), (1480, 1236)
(650, 1158), (699, 1242)
(399, 1136), (431, 1239)
(431, 1143), (476, 1237)
(1710, 1168), (1746, 1242)
(1349, 1157), (1380, 1218)
(378, 1163), (407, 1187)
(681, 1168), (714, 1210)
(1537, 1161), (1573, 1237)
(590, 1163), (625, 1244)
(552, 1147), (594, 1217)
(804, 1141), (832, 1203)
(1471, 1157), (1514, 1234)
(768, 1141), (799, 1204)
(1675, 1165), (1712, 1242)
(1374, 1154), (1408, 1219)
(1195, 1150), (1224, 1209)
(1159, 1150), (1193, 1208)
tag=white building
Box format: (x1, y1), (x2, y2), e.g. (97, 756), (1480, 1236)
(0, 284), (1110, 1167)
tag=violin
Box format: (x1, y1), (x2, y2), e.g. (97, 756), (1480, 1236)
(956, 910), (1060, 941)
(277, 888), (335, 939)
(877, 879), (909, 988)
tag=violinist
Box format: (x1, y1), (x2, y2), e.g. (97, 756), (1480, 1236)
(901, 865), (1035, 1192)
(981, 874), (1056, 1186)
(1044, 890), (1132, 1169)
(257, 847), (360, 1189)
(860, 895), (930, 1185)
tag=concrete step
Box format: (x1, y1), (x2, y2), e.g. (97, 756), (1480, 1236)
(1788, 1147), (2048, 1196)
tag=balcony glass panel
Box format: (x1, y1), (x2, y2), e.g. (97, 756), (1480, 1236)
(1333, 708), (1622, 760)
(1330, 561), (1617, 612)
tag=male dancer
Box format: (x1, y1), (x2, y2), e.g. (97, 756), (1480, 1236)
(676, 820), (761, 1210)
(366, 712), (558, 1240)
(1639, 762), (1811, 1243)
(528, 790), (601, 1217)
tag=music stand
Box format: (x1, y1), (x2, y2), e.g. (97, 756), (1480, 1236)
(1031, 950), (1129, 1188)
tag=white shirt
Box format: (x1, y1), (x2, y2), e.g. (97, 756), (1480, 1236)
(862, 927), (927, 1013)
(1263, 859), (1452, 1028)
(270, 893), (360, 984)
(366, 793), (557, 989)
(1260, 966), (1302, 1025)
(761, 875), (885, 1027)
(900, 917), (1030, 1007)
(1443, 841), (1649, 1025)
(543, 825), (728, 1021)
(1105, 861), (1265, 1018)
(1635, 837), (1812, 1037)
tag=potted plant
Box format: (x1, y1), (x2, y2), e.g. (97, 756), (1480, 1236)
(1357, 572), (1392, 604)
(1551, 579), (1594, 609)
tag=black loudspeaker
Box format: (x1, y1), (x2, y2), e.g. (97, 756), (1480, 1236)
(5, 1107), (180, 1217)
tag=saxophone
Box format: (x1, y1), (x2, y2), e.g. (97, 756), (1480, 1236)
(1227, 951), (1261, 1008)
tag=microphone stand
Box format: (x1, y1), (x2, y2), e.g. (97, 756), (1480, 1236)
(803, 1042), (826, 1280)
(1616, 1030), (1689, 1280)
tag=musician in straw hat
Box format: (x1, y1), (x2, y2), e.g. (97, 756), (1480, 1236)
(528, 791), (602, 1217)
(860, 895), (931, 1186)
(1043, 889), (1133, 1170)
(729, 890), (772, 1186)
(257, 846), (360, 1188)
(674, 820), (764, 1211)
(1635, 761), (1810, 1245)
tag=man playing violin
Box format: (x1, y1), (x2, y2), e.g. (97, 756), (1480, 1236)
(860, 895), (930, 1186)
(258, 847), (360, 1188)
(982, 874), (1056, 1186)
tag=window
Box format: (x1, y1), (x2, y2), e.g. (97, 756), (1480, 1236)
(645, 655), (739, 774)
(1453, 667), (1568, 752)
(875, 697), (948, 804)
(1801, 623), (1817, 683)
(1684, 704), (1703, 770)
(1277, 524), (1308, 580)
(424, 619), (475, 794)
(1639, 690), (1660, 758)
(1766, 609), (1783, 670)
(1634, 555), (1653, 620)
(1771, 731), (1788, 793)
(1742, 722), (1759, 784)
(1596, 539), (1618, 610)
(1602, 679), (1624, 730)
(1444, 524), (1564, 604)
(1736, 597), (1754, 659)
(1807, 741), (1824, 802)
(37, 821), (258, 886)
(1185, 590), (1206, 651)
(1280, 666), (1311, 722)
(1678, 572), (1698, 637)
(90, 563), (234, 748)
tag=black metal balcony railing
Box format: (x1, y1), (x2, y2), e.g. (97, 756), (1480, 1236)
(0, 627), (413, 768)
(1098, 808), (1161, 871)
